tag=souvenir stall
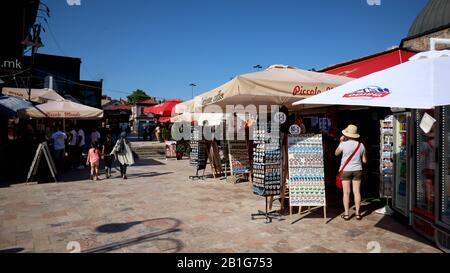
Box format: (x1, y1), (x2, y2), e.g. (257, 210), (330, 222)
(294, 49), (450, 252)
(193, 64), (352, 220)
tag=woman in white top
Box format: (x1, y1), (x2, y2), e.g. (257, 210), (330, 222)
(335, 125), (367, 221)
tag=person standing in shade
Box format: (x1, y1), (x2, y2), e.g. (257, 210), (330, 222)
(102, 134), (115, 179)
(111, 132), (134, 179)
(335, 125), (367, 221)
(77, 127), (86, 169)
(67, 126), (78, 168)
(295, 115), (307, 134)
(51, 126), (67, 171)
(91, 127), (101, 145)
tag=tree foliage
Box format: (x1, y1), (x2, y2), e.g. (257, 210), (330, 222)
(127, 89), (151, 104)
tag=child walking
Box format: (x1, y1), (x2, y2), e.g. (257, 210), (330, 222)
(87, 142), (101, 181)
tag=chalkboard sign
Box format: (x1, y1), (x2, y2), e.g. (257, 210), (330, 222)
(27, 142), (58, 183)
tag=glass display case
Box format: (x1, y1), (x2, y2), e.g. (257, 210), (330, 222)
(439, 106), (450, 227)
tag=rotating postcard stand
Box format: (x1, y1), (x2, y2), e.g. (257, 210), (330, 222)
(189, 127), (208, 180)
(227, 140), (250, 184)
(251, 121), (283, 223)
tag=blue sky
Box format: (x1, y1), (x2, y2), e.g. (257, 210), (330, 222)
(39, 0), (428, 100)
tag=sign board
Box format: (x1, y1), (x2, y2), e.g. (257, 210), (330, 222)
(27, 142), (58, 183)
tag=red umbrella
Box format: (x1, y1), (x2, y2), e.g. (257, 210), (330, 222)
(144, 99), (182, 117)
(159, 116), (172, 124)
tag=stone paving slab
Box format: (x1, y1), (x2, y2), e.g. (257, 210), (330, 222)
(0, 159), (442, 253)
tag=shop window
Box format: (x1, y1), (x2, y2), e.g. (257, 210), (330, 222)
(415, 109), (436, 218)
(441, 106), (450, 225)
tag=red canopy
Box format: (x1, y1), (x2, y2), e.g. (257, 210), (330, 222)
(144, 99), (182, 117)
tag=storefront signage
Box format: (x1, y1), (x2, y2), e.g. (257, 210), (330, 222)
(47, 112), (82, 118)
(201, 90), (224, 106)
(343, 86), (390, 99)
(292, 85), (333, 96)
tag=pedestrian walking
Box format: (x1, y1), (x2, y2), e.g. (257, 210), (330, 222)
(102, 134), (115, 179)
(335, 124), (367, 221)
(111, 131), (134, 180)
(86, 142), (101, 181)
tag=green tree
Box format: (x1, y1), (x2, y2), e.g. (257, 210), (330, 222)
(127, 89), (151, 104)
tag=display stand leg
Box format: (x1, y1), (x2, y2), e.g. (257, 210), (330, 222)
(251, 196), (282, 223)
(290, 206), (293, 224)
(323, 206), (327, 224)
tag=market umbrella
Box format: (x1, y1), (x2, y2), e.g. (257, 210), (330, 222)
(293, 50), (450, 109)
(18, 99), (103, 120)
(144, 100), (183, 117)
(2, 87), (64, 103)
(0, 96), (33, 117)
(195, 64), (353, 109)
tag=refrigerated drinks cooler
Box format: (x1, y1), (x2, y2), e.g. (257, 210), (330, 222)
(413, 108), (450, 252)
(436, 107), (450, 252)
(383, 112), (413, 220)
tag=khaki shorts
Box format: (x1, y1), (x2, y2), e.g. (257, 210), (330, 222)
(340, 171), (363, 181)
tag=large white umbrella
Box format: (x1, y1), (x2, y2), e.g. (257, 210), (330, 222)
(293, 50), (450, 109)
(2, 87), (64, 103)
(196, 64), (353, 109)
(18, 99), (103, 120)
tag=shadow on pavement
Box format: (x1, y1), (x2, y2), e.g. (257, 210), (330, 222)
(0, 247), (25, 253)
(89, 217), (183, 253)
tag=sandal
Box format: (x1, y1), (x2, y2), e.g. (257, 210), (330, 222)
(356, 214), (363, 221)
(341, 214), (350, 221)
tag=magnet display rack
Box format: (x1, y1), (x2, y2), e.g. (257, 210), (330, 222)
(189, 127), (208, 180)
(251, 120), (282, 223)
(287, 134), (327, 224)
(380, 116), (394, 198)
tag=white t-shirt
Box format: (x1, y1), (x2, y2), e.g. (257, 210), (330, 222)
(78, 129), (85, 147)
(52, 131), (67, 151)
(91, 131), (101, 143)
(68, 130), (78, 146)
(338, 140), (365, 172)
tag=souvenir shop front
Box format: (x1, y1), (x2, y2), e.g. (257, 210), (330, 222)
(294, 49), (450, 252)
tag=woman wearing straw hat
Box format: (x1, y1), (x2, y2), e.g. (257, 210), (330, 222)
(335, 125), (367, 221)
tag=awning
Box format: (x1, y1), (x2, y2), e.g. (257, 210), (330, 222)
(18, 99), (104, 120)
(0, 96), (33, 117)
(2, 87), (64, 103)
(293, 50), (450, 109)
(320, 48), (417, 78)
(195, 64), (353, 109)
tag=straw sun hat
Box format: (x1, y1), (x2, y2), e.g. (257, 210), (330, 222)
(342, 125), (360, 139)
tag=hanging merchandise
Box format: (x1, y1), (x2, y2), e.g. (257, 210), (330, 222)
(380, 116), (394, 198)
(288, 134), (326, 207)
(252, 121), (282, 197)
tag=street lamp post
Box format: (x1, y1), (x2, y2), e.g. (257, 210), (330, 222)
(189, 83), (197, 99)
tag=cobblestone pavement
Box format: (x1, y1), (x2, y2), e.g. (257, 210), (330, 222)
(0, 158), (441, 253)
